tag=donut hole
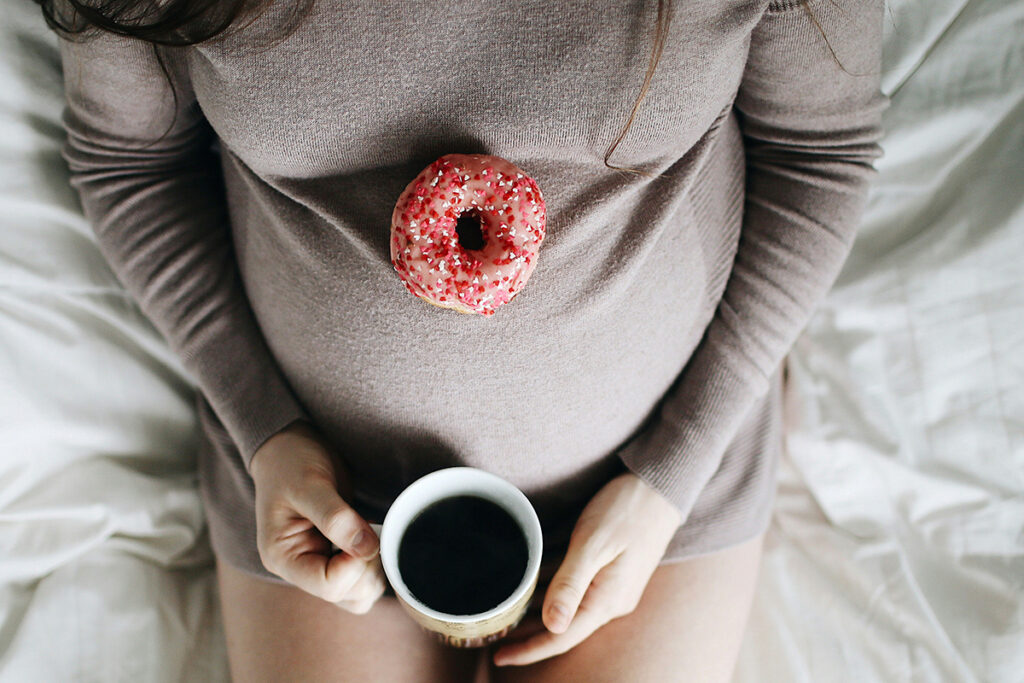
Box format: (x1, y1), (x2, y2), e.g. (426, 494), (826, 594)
(455, 211), (486, 251)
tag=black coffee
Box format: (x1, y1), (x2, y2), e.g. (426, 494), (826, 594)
(398, 495), (528, 615)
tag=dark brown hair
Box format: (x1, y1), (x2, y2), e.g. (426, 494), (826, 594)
(34, 0), (313, 143)
(36, 0), (261, 46)
(603, 0), (673, 177)
(33, 0), (830, 174)
(604, 0), (852, 178)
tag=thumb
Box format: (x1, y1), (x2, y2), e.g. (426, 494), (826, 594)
(293, 478), (379, 560)
(542, 541), (603, 635)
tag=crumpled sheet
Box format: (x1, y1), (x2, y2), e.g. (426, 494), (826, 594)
(0, 0), (1020, 681)
(0, 5), (227, 681)
(734, 0), (1024, 680)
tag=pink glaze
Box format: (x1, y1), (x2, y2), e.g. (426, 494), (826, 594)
(390, 154), (546, 316)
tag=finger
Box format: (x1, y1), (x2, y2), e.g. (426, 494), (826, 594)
(334, 582), (385, 614)
(282, 545), (372, 603)
(291, 478), (379, 560)
(541, 539), (610, 634)
(336, 595), (376, 615)
(335, 556), (386, 606)
(336, 555), (387, 614)
(493, 602), (606, 667)
(503, 615), (548, 643)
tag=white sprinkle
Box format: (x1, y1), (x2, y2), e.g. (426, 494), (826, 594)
(410, 220), (417, 227)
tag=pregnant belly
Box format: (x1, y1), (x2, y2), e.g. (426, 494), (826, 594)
(242, 202), (712, 523)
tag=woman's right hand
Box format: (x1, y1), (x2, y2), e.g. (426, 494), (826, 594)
(249, 420), (385, 614)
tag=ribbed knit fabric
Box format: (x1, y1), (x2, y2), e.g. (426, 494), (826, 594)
(55, 0), (885, 580)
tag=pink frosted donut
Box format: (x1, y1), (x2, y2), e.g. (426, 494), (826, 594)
(390, 153), (546, 316)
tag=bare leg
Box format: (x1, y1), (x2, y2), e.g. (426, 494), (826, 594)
(490, 532), (765, 683)
(215, 558), (481, 683)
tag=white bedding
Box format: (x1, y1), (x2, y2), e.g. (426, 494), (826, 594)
(735, 1), (1024, 680)
(1, 1), (1021, 681)
(0, 6), (226, 681)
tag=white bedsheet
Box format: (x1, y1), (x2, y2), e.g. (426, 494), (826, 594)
(0, 6), (226, 681)
(735, 1), (1024, 681)
(1, 1), (1021, 681)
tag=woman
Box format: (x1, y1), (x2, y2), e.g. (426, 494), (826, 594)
(42, 0), (885, 679)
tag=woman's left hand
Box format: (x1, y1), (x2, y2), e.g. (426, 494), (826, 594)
(492, 471), (683, 667)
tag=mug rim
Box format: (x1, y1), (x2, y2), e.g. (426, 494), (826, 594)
(380, 467), (543, 625)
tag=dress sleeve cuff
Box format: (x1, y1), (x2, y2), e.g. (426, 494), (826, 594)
(615, 330), (772, 522)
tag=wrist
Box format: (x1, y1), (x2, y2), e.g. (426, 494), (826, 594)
(625, 472), (683, 530)
(250, 418), (316, 479)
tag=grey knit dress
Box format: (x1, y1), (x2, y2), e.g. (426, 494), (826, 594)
(56, 0), (886, 585)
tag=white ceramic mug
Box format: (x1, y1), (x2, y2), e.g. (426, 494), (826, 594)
(379, 467), (543, 648)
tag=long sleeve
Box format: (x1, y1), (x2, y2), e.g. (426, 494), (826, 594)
(616, 0), (888, 519)
(57, 30), (312, 472)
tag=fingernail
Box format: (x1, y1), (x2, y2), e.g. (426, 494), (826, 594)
(351, 529), (377, 557)
(550, 603), (569, 630)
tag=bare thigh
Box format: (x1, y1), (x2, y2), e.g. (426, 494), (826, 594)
(489, 532), (765, 683)
(215, 559), (481, 683)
